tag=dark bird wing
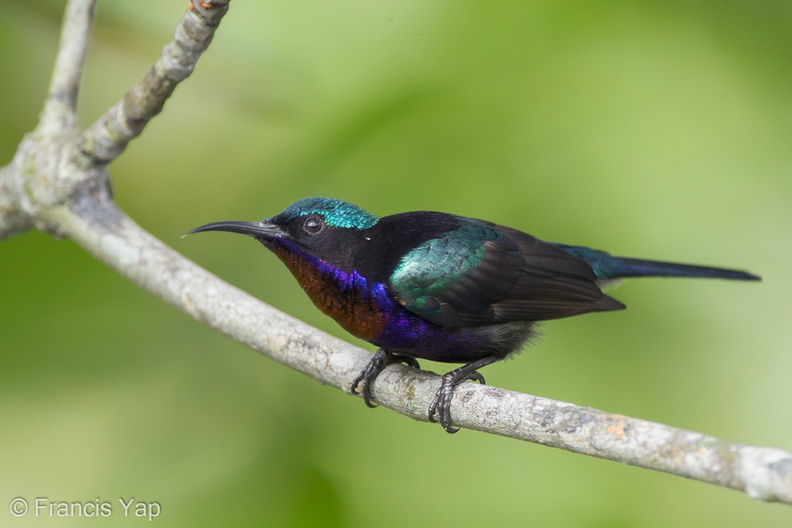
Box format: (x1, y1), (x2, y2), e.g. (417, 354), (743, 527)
(388, 219), (624, 328)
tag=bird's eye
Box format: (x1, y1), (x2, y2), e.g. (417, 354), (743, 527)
(303, 216), (325, 235)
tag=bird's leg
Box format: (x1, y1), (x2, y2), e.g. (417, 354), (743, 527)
(428, 355), (500, 434)
(351, 349), (420, 408)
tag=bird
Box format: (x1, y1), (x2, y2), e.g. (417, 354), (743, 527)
(187, 197), (760, 433)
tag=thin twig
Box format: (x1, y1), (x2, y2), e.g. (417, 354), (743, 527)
(78, 1), (230, 164)
(39, 0), (96, 134)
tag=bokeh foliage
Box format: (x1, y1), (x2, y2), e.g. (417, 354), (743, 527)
(2, 1), (791, 526)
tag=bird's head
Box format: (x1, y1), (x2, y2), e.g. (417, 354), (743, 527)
(186, 197), (380, 264)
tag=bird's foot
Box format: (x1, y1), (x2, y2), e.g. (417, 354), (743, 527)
(427, 356), (499, 433)
(351, 349), (420, 408)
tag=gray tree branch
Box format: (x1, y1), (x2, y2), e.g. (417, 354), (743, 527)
(1, 0), (790, 505)
(79, 0), (229, 164)
(40, 0), (95, 133)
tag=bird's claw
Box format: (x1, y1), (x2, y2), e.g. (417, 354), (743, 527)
(350, 370), (378, 408)
(354, 351), (495, 434)
(428, 369), (486, 433)
(351, 349), (420, 408)
(402, 356), (420, 369)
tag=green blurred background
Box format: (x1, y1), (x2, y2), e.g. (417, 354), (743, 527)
(2, 0), (791, 526)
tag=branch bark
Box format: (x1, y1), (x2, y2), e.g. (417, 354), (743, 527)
(79, 0), (229, 164)
(1, 0), (790, 506)
(40, 0), (94, 133)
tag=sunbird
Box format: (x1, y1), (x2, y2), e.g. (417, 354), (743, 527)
(188, 197), (760, 433)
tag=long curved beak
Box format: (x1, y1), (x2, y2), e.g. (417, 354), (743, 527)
(184, 220), (286, 239)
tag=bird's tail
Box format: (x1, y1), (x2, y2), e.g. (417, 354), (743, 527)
(554, 244), (761, 282)
(613, 257), (761, 281)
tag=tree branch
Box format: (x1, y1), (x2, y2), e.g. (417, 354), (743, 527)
(1, 0), (790, 507)
(78, 0), (230, 164)
(0, 0), (230, 241)
(0, 164), (31, 238)
(39, 0), (96, 134)
(0, 0), (97, 239)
